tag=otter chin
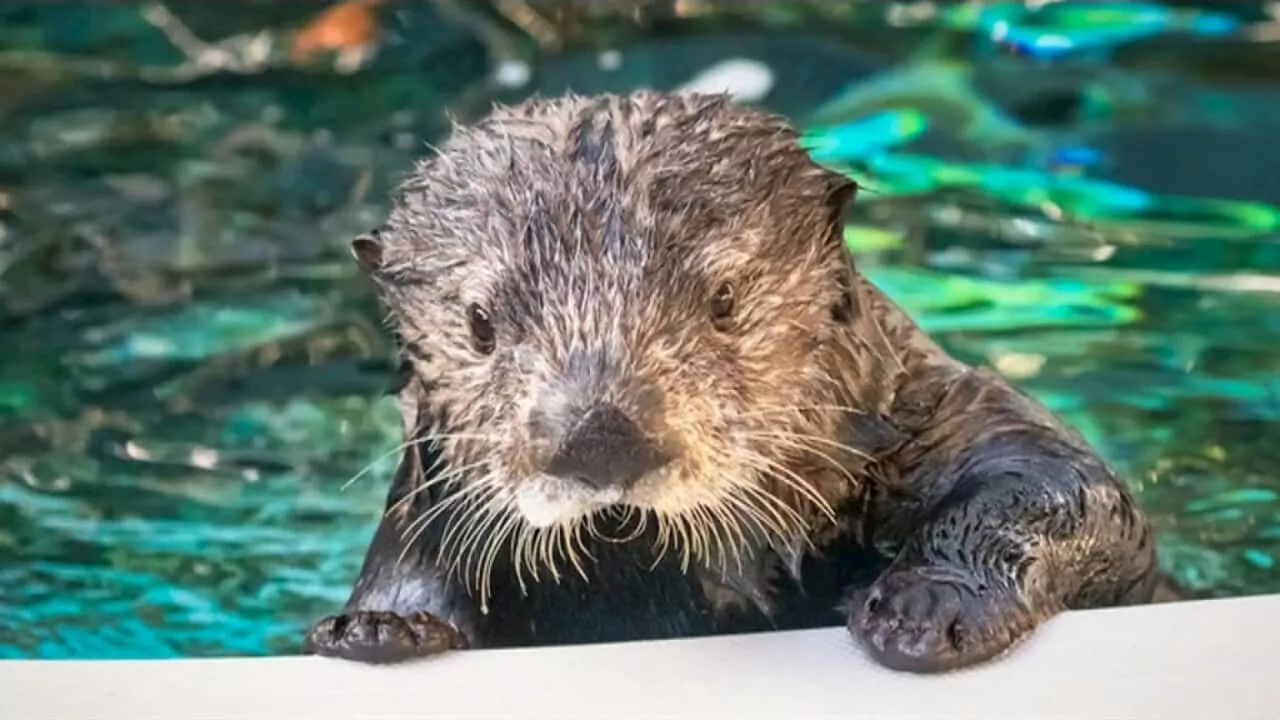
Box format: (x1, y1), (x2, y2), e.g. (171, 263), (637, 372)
(304, 90), (1162, 674)
(514, 476), (625, 528)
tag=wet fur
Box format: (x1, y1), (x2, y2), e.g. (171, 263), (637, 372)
(305, 91), (1160, 673)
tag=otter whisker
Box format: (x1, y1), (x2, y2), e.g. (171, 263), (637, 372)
(432, 480), (504, 571)
(746, 402), (869, 417)
(565, 519), (592, 583)
(733, 479), (809, 538)
(396, 480), (498, 571)
(341, 434), (431, 492)
(532, 525), (558, 585)
(684, 511), (707, 574)
(512, 517), (579, 591)
(476, 509), (513, 586)
(511, 521), (535, 592)
(516, 523), (558, 591)
(341, 428), (504, 492)
(719, 492), (778, 544)
(738, 429), (865, 486)
(721, 488), (788, 548)
(450, 486), (511, 585)
(749, 427), (876, 465)
(396, 484), (478, 555)
(734, 483), (820, 560)
(478, 507), (521, 604)
(411, 482), (498, 560)
(530, 524), (557, 587)
(522, 523), (562, 587)
(396, 466), (492, 543)
(649, 512), (673, 571)
(600, 505), (646, 544)
(699, 510), (726, 572)
(540, 525), (564, 588)
(550, 522), (581, 586)
(721, 447), (817, 529)
(583, 511), (602, 545)
(674, 512), (694, 574)
(463, 506), (508, 609)
(708, 505), (742, 574)
(468, 511), (503, 596)
(706, 502), (747, 575)
(452, 500), (508, 602)
(547, 525), (567, 585)
(619, 507), (648, 544)
(736, 449), (838, 523)
(426, 431), (507, 441)
(692, 504), (726, 573)
(654, 512), (684, 573)
(552, 520), (578, 584)
(674, 510), (695, 572)
(860, 323), (908, 376)
(537, 524), (559, 584)
(385, 459), (488, 520)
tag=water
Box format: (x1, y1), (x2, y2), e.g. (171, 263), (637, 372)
(2, 0), (1279, 659)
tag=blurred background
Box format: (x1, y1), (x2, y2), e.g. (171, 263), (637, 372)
(1, 0), (1279, 659)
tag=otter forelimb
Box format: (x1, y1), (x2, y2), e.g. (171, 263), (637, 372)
(304, 379), (476, 663)
(848, 367), (1159, 673)
(301, 90), (1162, 673)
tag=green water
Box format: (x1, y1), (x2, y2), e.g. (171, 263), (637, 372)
(2, 1), (1279, 659)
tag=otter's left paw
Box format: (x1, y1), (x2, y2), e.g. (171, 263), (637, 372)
(849, 566), (1036, 673)
(304, 610), (468, 664)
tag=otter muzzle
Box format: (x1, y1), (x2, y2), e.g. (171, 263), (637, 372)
(544, 403), (670, 491)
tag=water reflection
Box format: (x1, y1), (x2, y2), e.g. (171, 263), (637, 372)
(1, 0), (1279, 658)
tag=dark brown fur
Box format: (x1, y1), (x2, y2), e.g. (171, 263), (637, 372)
(304, 91), (1160, 673)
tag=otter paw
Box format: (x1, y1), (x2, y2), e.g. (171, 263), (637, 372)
(848, 567), (1034, 674)
(304, 610), (468, 664)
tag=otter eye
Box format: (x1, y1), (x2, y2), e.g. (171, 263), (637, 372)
(467, 303), (496, 355)
(709, 282), (735, 330)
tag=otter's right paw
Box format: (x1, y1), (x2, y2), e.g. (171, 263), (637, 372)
(304, 611), (468, 664)
(848, 566), (1036, 674)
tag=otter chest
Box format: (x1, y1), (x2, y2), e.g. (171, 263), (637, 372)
(470, 530), (890, 648)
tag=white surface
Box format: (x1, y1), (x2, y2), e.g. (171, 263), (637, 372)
(676, 58), (775, 102)
(2, 594), (1277, 720)
(493, 59), (531, 88)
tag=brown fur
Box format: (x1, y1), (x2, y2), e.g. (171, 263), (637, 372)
(307, 91), (1159, 673)
(369, 92), (889, 583)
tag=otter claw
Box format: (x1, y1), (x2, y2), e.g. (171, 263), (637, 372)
(848, 567), (1034, 673)
(304, 610), (468, 664)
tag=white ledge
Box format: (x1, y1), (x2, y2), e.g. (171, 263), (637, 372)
(1, 594), (1277, 720)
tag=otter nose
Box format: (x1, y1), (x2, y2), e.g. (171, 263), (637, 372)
(544, 403), (670, 491)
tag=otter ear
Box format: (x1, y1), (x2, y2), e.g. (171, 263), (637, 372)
(350, 231), (384, 275)
(824, 173), (858, 233)
(822, 173), (859, 324)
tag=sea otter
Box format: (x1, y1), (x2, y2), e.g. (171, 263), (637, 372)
(303, 90), (1159, 673)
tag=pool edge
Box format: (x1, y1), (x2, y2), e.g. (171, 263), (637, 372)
(1, 594), (1277, 720)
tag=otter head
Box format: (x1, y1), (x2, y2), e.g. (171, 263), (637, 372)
(353, 92), (881, 575)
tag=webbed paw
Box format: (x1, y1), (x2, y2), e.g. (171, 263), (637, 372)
(848, 566), (1037, 673)
(304, 610), (468, 664)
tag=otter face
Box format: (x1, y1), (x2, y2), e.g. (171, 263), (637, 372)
(354, 92), (863, 575)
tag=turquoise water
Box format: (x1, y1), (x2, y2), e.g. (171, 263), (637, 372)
(2, 1), (1280, 659)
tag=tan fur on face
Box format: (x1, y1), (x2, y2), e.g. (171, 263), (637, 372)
(366, 91), (906, 593)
